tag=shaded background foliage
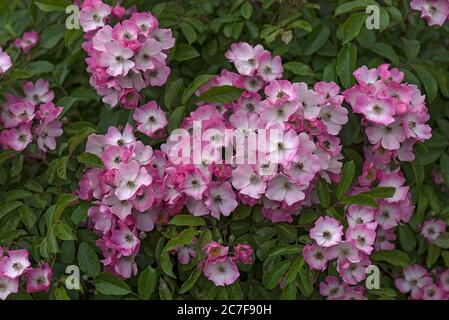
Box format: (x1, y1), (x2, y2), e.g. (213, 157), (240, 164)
(0, 0), (449, 300)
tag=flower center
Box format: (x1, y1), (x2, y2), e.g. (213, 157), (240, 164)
(124, 234), (134, 243)
(12, 262), (23, 271)
(357, 236), (366, 246)
(36, 276), (46, 285)
(126, 181), (135, 188)
(115, 55), (125, 63)
(249, 175), (258, 184)
(18, 134), (27, 142)
(314, 251), (324, 260)
(214, 194), (223, 204)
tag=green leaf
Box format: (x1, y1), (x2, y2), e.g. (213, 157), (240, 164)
(335, 0), (378, 16)
(442, 251), (449, 267)
(159, 278), (173, 300)
(267, 244), (302, 259)
(340, 194), (377, 207)
(281, 282), (297, 300)
(138, 266), (158, 300)
(53, 287), (70, 300)
(341, 12), (366, 45)
(197, 85), (243, 104)
(96, 272), (131, 296)
(283, 62), (315, 77)
(64, 29), (83, 47)
(357, 187), (395, 199)
(40, 24), (65, 49)
(164, 78), (184, 110)
(164, 229), (198, 252)
(369, 42), (399, 66)
(401, 38), (420, 61)
(167, 106), (186, 134)
(5, 189), (33, 201)
(11, 154), (23, 177)
(336, 43), (357, 88)
(304, 24), (330, 56)
(77, 152), (104, 169)
(371, 250), (410, 267)
(160, 251), (176, 278)
(262, 260), (290, 289)
(34, 0), (71, 12)
(287, 20), (312, 32)
(297, 266), (313, 297)
(0, 201), (22, 221)
(152, 2), (166, 17)
(58, 96), (79, 116)
(179, 22), (197, 45)
(439, 153), (449, 187)
(54, 223), (77, 240)
(337, 161), (355, 200)
(181, 74), (215, 104)
(276, 224), (298, 243)
(168, 215), (206, 227)
(284, 256), (305, 285)
(78, 242), (100, 278)
(20, 204), (36, 231)
(27, 61), (54, 75)
(434, 233), (449, 249)
(241, 1), (253, 19)
(179, 268), (201, 294)
(427, 244), (441, 269)
(316, 178), (331, 208)
(412, 64), (438, 102)
(53, 193), (78, 223)
(173, 44), (200, 61)
(398, 224), (416, 252)
(232, 205), (253, 220)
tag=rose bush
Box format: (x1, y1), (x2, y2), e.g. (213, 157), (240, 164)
(1, 0), (449, 300)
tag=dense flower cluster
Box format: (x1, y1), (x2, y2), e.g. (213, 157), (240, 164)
(200, 242), (253, 286)
(0, 47), (12, 75)
(13, 31), (39, 53)
(0, 248), (52, 300)
(161, 42), (349, 223)
(343, 64), (431, 162)
(79, 124), (164, 278)
(306, 64), (433, 299)
(395, 264), (449, 299)
(319, 275), (366, 300)
(0, 79), (63, 152)
(307, 168), (415, 299)
(80, 0), (174, 108)
(411, 0), (449, 26)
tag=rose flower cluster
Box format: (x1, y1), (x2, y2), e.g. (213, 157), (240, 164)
(395, 264), (449, 300)
(80, 0), (174, 108)
(307, 168), (415, 300)
(304, 65), (433, 299)
(0, 248), (52, 300)
(343, 64), (431, 162)
(79, 124), (163, 278)
(200, 242), (253, 286)
(160, 42), (349, 223)
(411, 0), (449, 26)
(0, 79), (63, 152)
